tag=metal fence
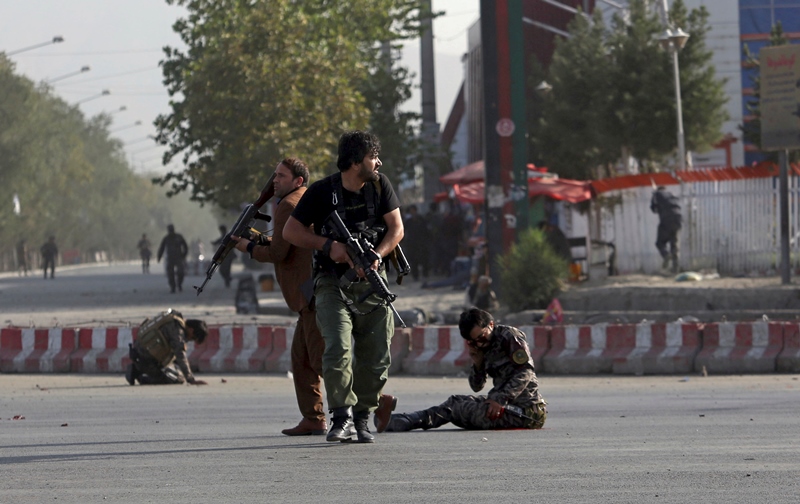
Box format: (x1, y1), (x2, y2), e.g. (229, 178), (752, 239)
(570, 176), (800, 276)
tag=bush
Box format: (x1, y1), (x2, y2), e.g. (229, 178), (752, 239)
(498, 228), (569, 312)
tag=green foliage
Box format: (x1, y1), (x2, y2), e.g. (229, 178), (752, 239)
(534, 9), (618, 180)
(498, 228), (568, 312)
(534, 0), (728, 178)
(0, 55), (218, 268)
(359, 45), (421, 183)
(156, 0), (426, 208)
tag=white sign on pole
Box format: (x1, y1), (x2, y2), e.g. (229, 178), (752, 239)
(760, 44), (800, 151)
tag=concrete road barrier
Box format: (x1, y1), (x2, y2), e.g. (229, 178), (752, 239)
(1, 320), (796, 376)
(695, 321), (784, 374)
(777, 322), (800, 373)
(543, 324), (614, 374)
(402, 326), (470, 375)
(0, 327), (76, 373)
(71, 327), (134, 373)
(519, 325), (550, 372)
(609, 322), (701, 375)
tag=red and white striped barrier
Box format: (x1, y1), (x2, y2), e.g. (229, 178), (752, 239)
(777, 323), (800, 373)
(389, 327), (410, 374)
(695, 321), (784, 374)
(70, 327), (135, 373)
(194, 326), (273, 373)
(544, 324), (614, 374)
(0, 327), (76, 373)
(518, 325), (550, 372)
(402, 326), (470, 375)
(607, 322), (701, 375)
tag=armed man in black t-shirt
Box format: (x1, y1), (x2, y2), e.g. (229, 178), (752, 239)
(283, 130), (403, 443)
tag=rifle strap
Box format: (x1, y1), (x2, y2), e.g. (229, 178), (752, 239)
(339, 288), (388, 317)
(330, 172), (380, 227)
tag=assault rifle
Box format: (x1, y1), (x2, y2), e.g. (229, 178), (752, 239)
(195, 173), (275, 295)
(325, 211), (406, 328)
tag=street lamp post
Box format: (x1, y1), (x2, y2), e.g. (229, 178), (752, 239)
(660, 27), (690, 171)
(75, 89), (110, 105)
(6, 36), (64, 56)
(45, 65), (90, 84)
(110, 120), (142, 134)
(108, 106), (127, 116)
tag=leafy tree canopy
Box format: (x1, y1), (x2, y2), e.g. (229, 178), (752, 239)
(533, 0), (728, 179)
(156, 0), (428, 208)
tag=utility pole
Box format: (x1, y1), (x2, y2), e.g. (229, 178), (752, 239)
(481, 0), (527, 296)
(420, 0), (441, 202)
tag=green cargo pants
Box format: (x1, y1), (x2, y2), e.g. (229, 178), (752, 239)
(313, 273), (394, 414)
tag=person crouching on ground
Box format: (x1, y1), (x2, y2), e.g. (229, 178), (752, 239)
(380, 308), (546, 432)
(126, 309), (208, 386)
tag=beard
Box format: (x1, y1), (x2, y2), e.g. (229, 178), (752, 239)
(357, 162), (379, 183)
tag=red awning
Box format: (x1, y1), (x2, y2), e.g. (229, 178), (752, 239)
(451, 177), (593, 205)
(439, 160), (485, 185)
(439, 161), (546, 186)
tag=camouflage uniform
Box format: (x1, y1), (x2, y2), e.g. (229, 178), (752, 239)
(129, 315), (196, 385)
(387, 325), (547, 431)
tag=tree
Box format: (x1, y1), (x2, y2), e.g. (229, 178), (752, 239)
(0, 56), (219, 269)
(534, 0), (728, 179)
(155, 0), (425, 208)
(740, 22), (799, 163)
(533, 9), (618, 180)
(358, 44), (421, 183)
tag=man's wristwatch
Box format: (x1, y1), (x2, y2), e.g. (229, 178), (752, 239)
(322, 238), (334, 257)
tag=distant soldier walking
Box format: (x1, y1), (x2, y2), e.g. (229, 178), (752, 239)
(40, 236), (58, 279)
(650, 186), (682, 273)
(157, 224), (189, 293)
(16, 239), (29, 277)
(137, 233), (152, 274)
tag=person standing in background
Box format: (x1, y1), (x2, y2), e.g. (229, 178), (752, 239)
(16, 239), (29, 277)
(650, 186), (682, 273)
(40, 236), (58, 279)
(157, 224), (188, 293)
(137, 233), (152, 274)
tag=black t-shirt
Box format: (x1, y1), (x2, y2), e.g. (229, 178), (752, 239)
(292, 172), (400, 274)
(292, 172), (400, 233)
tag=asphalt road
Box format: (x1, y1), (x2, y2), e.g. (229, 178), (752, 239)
(1, 374), (799, 503)
(2, 263), (800, 502)
(0, 261), (467, 328)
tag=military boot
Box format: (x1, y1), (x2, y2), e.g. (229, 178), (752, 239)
(383, 411), (428, 432)
(353, 410), (374, 443)
(326, 406), (356, 443)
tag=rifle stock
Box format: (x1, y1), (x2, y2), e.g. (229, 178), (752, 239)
(194, 173), (276, 295)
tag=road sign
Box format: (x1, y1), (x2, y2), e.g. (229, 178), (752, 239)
(760, 44), (800, 151)
(496, 117), (515, 137)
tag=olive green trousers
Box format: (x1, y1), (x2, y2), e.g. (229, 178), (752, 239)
(313, 273), (394, 414)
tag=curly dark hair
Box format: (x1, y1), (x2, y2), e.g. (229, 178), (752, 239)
(336, 130), (380, 172)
